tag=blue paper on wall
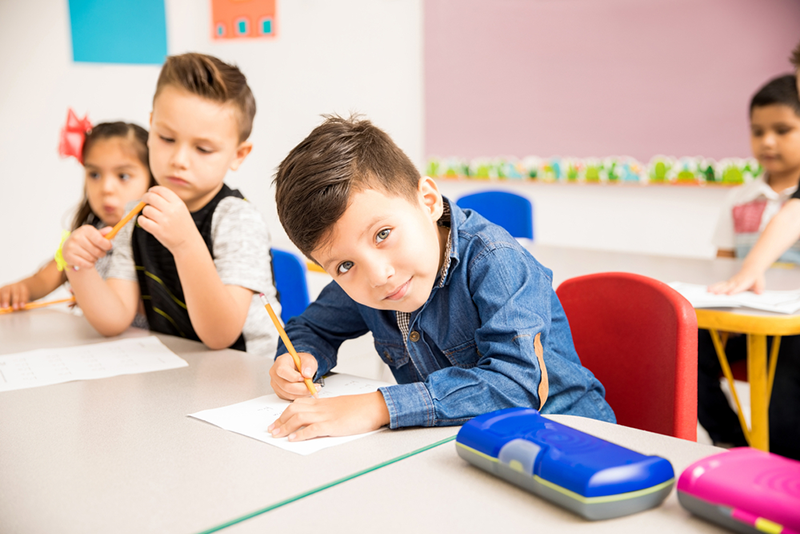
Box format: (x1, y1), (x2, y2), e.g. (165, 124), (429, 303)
(68, 0), (167, 65)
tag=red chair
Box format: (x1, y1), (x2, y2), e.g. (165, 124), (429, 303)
(556, 272), (698, 441)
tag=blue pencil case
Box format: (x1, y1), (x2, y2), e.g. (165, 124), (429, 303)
(456, 407), (675, 520)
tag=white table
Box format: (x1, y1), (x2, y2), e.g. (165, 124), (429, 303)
(3, 247), (792, 533)
(226, 414), (725, 533)
(0, 309), (454, 534)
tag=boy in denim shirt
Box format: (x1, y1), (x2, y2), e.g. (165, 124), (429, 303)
(268, 115), (614, 441)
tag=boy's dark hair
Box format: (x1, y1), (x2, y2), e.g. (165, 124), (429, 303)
(74, 122), (156, 230)
(274, 115), (421, 260)
(750, 74), (800, 117)
(155, 52), (256, 142)
(791, 40), (800, 69)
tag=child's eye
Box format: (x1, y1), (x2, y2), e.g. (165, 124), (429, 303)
(197, 146), (212, 154)
(777, 127), (792, 135)
(751, 129), (763, 137)
(119, 173), (131, 181)
(87, 172), (100, 180)
(376, 228), (391, 243)
(337, 261), (354, 275)
(159, 135), (174, 143)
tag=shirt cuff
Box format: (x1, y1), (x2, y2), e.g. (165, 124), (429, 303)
(379, 382), (436, 429)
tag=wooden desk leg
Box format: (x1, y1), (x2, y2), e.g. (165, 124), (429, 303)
(747, 334), (769, 451)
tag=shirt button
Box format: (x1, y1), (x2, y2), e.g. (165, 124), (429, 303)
(383, 350), (393, 363)
(409, 331), (420, 342)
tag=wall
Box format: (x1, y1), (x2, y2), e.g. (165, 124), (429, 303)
(425, 0), (800, 161)
(0, 0), (423, 285)
(426, 0), (800, 259)
(435, 180), (729, 258)
(2, 0), (800, 291)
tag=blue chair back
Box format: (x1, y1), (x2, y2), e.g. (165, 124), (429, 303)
(455, 191), (534, 240)
(271, 249), (310, 323)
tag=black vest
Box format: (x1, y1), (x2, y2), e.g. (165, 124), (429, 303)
(132, 184), (247, 351)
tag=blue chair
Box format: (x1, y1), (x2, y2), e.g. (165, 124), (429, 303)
(271, 248), (310, 323)
(455, 190), (534, 240)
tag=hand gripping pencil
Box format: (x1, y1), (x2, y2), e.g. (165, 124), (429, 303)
(58, 201), (146, 273)
(260, 293), (318, 397)
(105, 201), (146, 240)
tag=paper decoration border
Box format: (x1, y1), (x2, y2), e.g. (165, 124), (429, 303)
(427, 155), (762, 186)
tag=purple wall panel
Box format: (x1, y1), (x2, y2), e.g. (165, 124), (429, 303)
(424, 0), (800, 161)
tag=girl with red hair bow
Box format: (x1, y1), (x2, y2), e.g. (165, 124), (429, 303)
(0, 110), (154, 312)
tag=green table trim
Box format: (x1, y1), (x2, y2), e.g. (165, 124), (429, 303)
(197, 434), (458, 534)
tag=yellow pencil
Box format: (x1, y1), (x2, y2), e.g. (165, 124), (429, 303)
(105, 201), (146, 240)
(260, 293), (317, 397)
(0, 296), (76, 315)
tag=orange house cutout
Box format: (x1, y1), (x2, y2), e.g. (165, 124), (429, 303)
(212, 0), (276, 39)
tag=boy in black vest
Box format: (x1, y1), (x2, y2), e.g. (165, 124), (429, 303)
(62, 53), (278, 356)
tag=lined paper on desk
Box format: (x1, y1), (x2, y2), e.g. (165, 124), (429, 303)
(0, 336), (188, 392)
(189, 373), (390, 455)
(669, 282), (800, 314)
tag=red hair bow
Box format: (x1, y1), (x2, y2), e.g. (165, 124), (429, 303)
(58, 108), (92, 164)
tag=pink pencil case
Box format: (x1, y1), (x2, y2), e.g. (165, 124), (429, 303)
(677, 447), (800, 534)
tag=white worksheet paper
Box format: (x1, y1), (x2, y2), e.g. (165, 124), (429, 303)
(0, 336), (188, 392)
(669, 282), (800, 314)
(189, 373), (391, 455)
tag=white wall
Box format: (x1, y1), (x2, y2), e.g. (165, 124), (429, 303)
(436, 180), (728, 259)
(0, 0), (423, 285)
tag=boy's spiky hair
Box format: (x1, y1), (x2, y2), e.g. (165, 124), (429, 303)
(155, 53), (256, 142)
(274, 115), (421, 260)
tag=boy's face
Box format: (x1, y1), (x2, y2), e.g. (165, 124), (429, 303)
(750, 104), (800, 177)
(310, 177), (447, 313)
(148, 85), (252, 211)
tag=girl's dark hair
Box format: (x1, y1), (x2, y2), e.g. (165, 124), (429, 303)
(71, 122), (155, 230)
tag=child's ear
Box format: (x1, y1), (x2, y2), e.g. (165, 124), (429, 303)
(229, 141), (253, 171)
(418, 176), (444, 221)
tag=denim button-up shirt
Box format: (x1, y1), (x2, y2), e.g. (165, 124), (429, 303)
(278, 199), (615, 429)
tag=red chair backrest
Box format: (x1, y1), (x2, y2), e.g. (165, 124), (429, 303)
(556, 272), (698, 440)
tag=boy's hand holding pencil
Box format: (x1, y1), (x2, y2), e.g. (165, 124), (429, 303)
(261, 293), (319, 400)
(270, 352), (320, 400)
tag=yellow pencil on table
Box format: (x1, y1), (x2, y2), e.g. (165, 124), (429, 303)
(259, 293), (318, 397)
(105, 201), (146, 240)
(0, 296), (76, 315)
